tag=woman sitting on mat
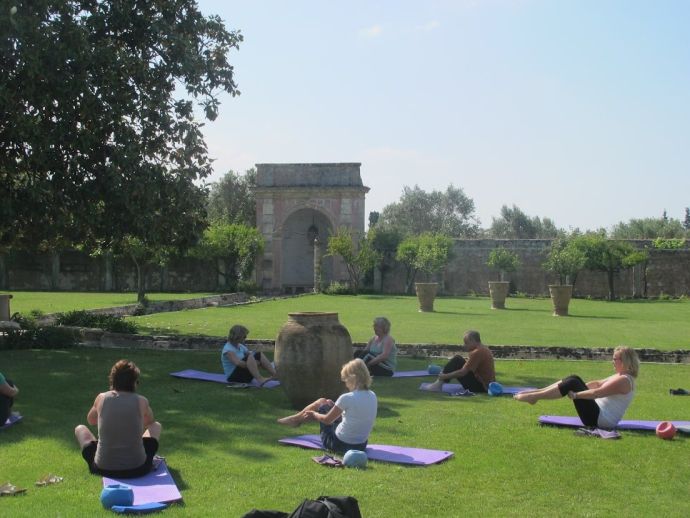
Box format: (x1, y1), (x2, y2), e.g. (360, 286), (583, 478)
(277, 358), (377, 454)
(221, 324), (277, 385)
(514, 346), (640, 429)
(0, 371), (19, 424)
(354, 316), (397, 376)
(75, 359), (162, 478)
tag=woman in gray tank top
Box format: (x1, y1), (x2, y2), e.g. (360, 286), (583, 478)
(75, 359), (162, 478)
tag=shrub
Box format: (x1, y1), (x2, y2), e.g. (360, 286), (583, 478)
(237, 280), (260, 295)
(487, 247), (520, 281)
(54, 310), (138, 334)
(0, 313), (79, 350)
(323, 281), (352, 295)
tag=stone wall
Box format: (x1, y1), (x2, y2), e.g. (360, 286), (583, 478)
(2, 239), (689, 298)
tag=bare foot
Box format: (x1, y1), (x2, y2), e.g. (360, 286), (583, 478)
(276, 414), (302, 427)
(424, 381), (444, 392)
(513, 392), (537, 405)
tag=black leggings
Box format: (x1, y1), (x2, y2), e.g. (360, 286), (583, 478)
(0, 379), (15, 424)
(558, 375), (600, 427)
(442, 356), (486, 393)
(354, 350), (394, 377)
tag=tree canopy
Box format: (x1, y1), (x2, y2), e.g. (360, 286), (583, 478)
(207, 169), (257, 226)
(377, 185), (480, 238)
(489, 205), (562, 239)
(1, 1), (242, 252)
(609, 216), (687, 239)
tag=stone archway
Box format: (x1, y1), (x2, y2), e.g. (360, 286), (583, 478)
(254, 163), (369, 294)
(279, 208), (333, 293)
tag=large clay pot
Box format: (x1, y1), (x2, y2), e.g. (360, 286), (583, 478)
(415, 282), (439, 312)
(488, 281), (509, 309)
(0, 293), (12, 321)
(549, 285), (573, 316)
(275, 312), (352, 408)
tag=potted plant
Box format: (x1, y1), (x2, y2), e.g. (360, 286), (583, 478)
(396, 233), (453, 312)
(543, 238), (586, 316)
(486, 247), (520, 309)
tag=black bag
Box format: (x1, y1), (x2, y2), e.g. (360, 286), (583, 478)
(288, 496), (362, 518)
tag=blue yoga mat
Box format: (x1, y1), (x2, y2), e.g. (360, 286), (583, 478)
(1, 413), (23, 430)
(170, 369), (280, 388)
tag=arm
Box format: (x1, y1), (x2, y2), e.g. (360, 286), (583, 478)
(0, 381), (18, 398)
(87, 393), (103, 426)
(224, 345), (250, 368)
(140, 395), (155, 428)
(569, 375), (632, 400)
(366, 336), (394, 367)
(305, 404), (343, 426)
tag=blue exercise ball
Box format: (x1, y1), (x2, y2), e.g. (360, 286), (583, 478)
(488, 382), (503, 396)
(427, 364), (442, 375)
(100, 484), (134, 509)
(343, 449), (368, 469)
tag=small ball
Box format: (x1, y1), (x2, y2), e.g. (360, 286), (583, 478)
(656, 421), (677, 440)
(343, 449), (368, 469)
(488, 382), (503, 396)
(100, 484), (134, 509)
(427, 364), (442, 376)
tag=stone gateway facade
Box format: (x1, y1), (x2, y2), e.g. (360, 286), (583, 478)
(254, 163), (369, 294)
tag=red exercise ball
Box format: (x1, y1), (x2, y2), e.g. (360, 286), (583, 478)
(656, 421), (676, 440)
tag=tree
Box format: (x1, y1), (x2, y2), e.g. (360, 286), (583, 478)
(326, 228), (380, 295)
(207, 169), (257, 226)
(378, 185), (480, 237)
(487, 247), (520, 281)
(114, 236), (176, 303)
(395, 233), (453, 293)
(573, 234), (639, 301)
(610, 217), (686, 239)
(369, 227), (403, 292)
(189, 222), (264, 292)
(1, 1), (242, 255)
(489, 205), (563, 239)
(543, 237), (586, 285)
(683, 208), (690, 231)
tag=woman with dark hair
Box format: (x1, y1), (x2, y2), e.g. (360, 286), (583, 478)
(74, 359), (162, 478)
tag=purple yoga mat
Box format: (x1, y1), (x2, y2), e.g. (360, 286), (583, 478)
(279, 434), (453, 466)
(419, 382), (536, 395)
(539, 415), (690, 431)
(1, 413), (23, 430)
(102, 459), (182, 505)
(392, 370), (434, 378)
(169, 369), (280, 388)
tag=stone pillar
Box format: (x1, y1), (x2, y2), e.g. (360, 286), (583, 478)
(313, 237), (322, 292)
(104, 252), (114, 291)
(50, 251), (60, 290)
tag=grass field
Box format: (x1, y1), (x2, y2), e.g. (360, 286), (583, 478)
(129, 294), (690, 350)
(0, 291), (215, 315)
(0, 348), (688, 517)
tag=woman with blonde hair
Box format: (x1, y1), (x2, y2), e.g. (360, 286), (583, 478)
(277, 358), (377, 453)
(354, 316), (397, 376)
(514, 346), (640, 429)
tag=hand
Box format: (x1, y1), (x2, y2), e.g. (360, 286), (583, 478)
(567, 391), (577, 400)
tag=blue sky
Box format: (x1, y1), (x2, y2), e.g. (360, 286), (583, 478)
(195, 0), (690, 231)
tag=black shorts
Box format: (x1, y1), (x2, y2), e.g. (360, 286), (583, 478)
(226, 352), (262, 383)
(82, 437), (159, 478)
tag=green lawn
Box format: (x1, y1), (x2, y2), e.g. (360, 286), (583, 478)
(1, 348), (688, 517)
(131, 294), (690, 350)
(1, 291), (215, 315)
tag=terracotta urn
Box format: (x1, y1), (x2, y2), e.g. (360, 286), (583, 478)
(415, 282), (439, 312)
(549, 285), (573, 316)
(275, 312), (352, 408)
(488, 281), (510, 309)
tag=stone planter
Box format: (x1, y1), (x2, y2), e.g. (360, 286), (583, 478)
(488, 281), (510, 309)
(415, 282), (439, 312)
(275, 312), (353, 409)
(0, 293), (12, 321)
(549, 285), (573, 316)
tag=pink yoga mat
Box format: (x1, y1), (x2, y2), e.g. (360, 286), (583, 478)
(102, 459), (182, 505)
(279, 434), (453, 466)
(1, 413), (23, 430)
(170, 369), (280, 388)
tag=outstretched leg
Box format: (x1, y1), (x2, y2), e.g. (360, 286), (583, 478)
(277, 398), (331, 427)
(514, 376), (587, 404)
(244, 354), (270, 385)
(258, 353), (278, 378)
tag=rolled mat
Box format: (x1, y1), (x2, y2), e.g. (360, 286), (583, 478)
(1, 413), (23, 430)
(419, 383), (536, 395)
(539, 415), (690, 431)
(279, 434), (453, 466)
(169, 369), (280, 388)
(102, 459), (182, 505)
(391, 370), (434, 378)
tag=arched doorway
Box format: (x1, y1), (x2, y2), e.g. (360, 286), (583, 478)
(280, 208), (333, 293)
